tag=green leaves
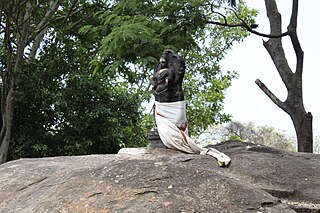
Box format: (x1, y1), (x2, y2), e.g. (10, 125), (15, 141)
(101, 21), (160, 61)
(81, 0), (257, 137)
(8, 0), (258, 159)
(9, 1), (150, 159)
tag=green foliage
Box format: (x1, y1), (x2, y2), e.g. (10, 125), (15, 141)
(8, 1), (149, 160)
(10, 38), (148, 159)
(228, 135), (243, 141)
(5, 0), (257, 160)
(183, 49), (238, 135)
(13, 76), (147, 159)
(81, 0), (257, 136)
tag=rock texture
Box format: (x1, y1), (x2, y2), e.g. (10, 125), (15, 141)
(0, 141), (320, 213)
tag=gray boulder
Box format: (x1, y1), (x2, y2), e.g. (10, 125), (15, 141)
(0, 141), (319, 212)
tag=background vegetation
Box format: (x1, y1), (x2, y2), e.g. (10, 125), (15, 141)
(199, 121), (297, 152)
(1, 0), (260, 161)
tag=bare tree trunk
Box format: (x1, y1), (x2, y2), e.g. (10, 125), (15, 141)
(291, 111), (313, 152)
(0, 86), (15, 163)
(255, 0), (313, 152)
(204, 0), (313, 152)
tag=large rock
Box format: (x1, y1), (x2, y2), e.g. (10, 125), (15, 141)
(0, 141), (319, 213)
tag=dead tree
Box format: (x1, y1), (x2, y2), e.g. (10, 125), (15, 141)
(255, 0), (312, 152)
(207, 0), (312, 152)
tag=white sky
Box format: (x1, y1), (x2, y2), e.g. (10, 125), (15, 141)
(221, 0), (320, 136)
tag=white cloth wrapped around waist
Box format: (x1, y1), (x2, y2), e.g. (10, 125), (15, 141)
(155, 101), (231, 166)
(155, 101), (188, 131)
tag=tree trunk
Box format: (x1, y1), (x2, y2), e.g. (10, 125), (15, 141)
(0, 1), (32, 164)
(0, 87), (15, 164)
(255, 0), (313, 153)
(292, 112), (313, 152)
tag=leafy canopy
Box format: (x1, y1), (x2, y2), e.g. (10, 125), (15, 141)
(82, 0), (257, 135)
(6, 0), (257, 160)
(9, 0), (149, 160)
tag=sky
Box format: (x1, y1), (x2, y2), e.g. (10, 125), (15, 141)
(221, 0), (320, 137)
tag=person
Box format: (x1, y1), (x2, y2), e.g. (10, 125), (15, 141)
(151, 49), (231, 167)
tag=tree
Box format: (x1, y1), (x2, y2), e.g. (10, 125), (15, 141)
(11, 74), (147, 159)
(213, 0), (312, 152)
(253, 0), (312, 153)
(259, 0), (312, 152)
(1, 0), (256, 163)
(255, 0), (312, 152)
(0, 0), (116, 163)
(6, 0), (148, 161)
(0, 0), (60, 163)
(201, 121), (296, 152)
(84, 0), (257, 135)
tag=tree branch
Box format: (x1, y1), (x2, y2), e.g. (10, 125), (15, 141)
(29, 0), (59, 61)
(0, 7), (3, 27)
(263, 0), (293, 88)
(62, 0), (78, 28)
(255, 79), (288, 112)
(288, 0), (303, 76)
(206, 6), (290, 38)
(206, 20), (289, 38)
(13, 1), (32, 75)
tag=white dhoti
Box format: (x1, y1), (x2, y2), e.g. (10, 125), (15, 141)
(155, 101), (231, 166)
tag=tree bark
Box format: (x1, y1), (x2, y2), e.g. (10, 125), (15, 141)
(255, 0), (313, 152)
(29, 0), (59, 61)
(291, 112), (313, 152)
(0, 86), (15, 163)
